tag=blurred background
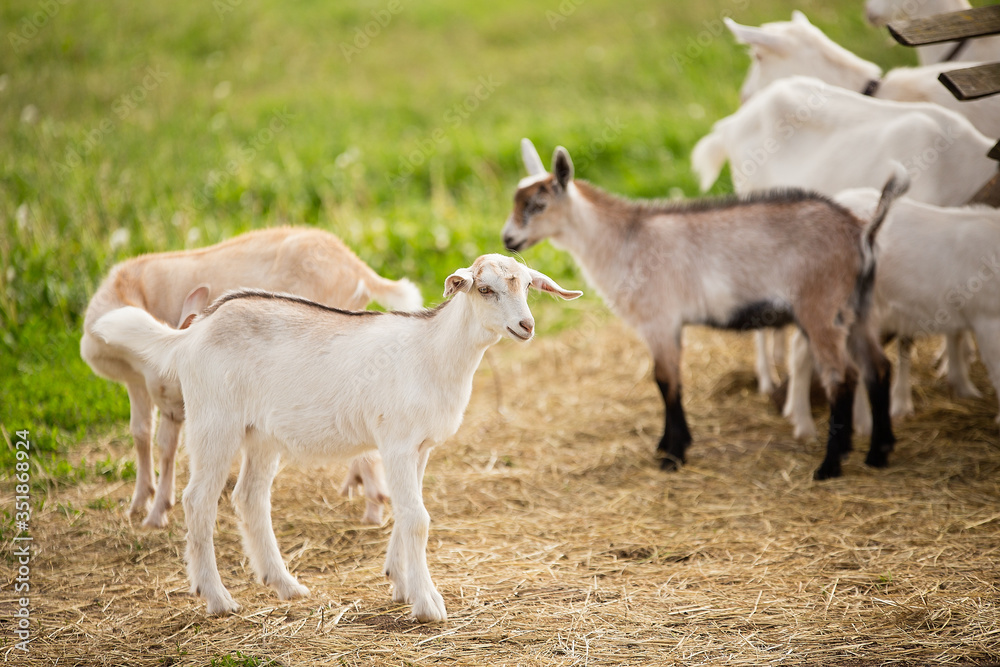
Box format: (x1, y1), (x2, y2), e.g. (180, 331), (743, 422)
(0, 0), (916, 464)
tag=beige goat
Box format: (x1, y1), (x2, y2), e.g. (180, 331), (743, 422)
(81, 226), (420, 528)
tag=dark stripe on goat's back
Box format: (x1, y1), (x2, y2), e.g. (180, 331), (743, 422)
(203, 288), (450, 319)
(575, 180), (853, 221)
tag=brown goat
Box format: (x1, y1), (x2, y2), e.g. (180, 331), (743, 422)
(502, 139), (909, 479)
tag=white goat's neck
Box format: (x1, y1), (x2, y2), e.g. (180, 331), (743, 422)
(808, 35), (883, 92)
(424, 294), (498, 385)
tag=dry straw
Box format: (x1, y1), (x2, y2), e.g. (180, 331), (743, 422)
(7, 311), (999, 666)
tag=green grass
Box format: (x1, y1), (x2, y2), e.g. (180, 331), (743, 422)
(0, 0), (915, 472)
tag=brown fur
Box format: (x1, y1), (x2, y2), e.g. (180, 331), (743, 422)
(503, 146), (906, 479)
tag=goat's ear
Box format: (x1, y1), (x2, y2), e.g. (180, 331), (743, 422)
(443, 268), (474, 298)
(723, 17), (788, 54)
(552, 146), (574, 189)
(521, 138), (545, 176)
(178, 284), (210, 328)
(791, 10), (811, 25)
(528, 269), (583, 300)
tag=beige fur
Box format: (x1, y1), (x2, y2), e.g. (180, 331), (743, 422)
(81, 226), (420, 528)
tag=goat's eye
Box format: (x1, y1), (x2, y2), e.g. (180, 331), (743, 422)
(478, 286), (493, 296)
(526, 200), (547, 215)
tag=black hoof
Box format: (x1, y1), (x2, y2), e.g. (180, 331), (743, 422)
(659, 455), (683, 472)
(864, 451), (890, 468)
(814, 460), (842, 480)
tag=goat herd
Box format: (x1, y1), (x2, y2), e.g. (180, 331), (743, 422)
(81, 2), (999, 623)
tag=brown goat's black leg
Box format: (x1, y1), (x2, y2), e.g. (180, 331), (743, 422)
(814, 372), (857, 480)
(654, 371), (691, 471)
(864, 349), (896, 469)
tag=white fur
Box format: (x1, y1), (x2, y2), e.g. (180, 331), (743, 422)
(726, 11), (1000, 137)
(785, 193), (1000, 439)
(864, 0), (1000, 65)
(91, 255), (580, 621)
(691, 76), (994, 409)
(80, 228), (417, 528)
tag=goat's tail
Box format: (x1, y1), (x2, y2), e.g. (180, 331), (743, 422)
(854, 162), (911, 317)
(91, 306), (185, 380)
(690, 129), (727, 193)
(363, 275), (423, 312)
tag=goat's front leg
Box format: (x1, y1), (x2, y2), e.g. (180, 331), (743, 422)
(340, 452), (389, 526)
(890, 337), (915, 418)
(970, 322), (1000, 428)
(382, 443), (445, 622)
(754, 330), (777, 394)
(648, 333), (691, 470)
(144, 412), (183, 528)
(946, 332), (981, 398)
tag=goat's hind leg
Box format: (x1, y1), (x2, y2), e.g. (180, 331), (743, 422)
(852, 328), (895, 469)
(805, 324), (856, 480)
(232, 436), (309, 601)
(144, 413), (183, 529)
(182, 421), (242, 615)
(125, 381), (156, 519)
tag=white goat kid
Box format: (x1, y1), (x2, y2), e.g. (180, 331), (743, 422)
(725, 11), (1000, 137)
(81, 227), (419, 528)
(786, 192), (1000, 439)
(505, 139), (908, 480)
(865, 0), (1000, 65)
(92, 255), (581, 621)
(691, 76), (995, 429)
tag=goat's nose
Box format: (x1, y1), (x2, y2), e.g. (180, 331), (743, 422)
(520, 319), (534, 336)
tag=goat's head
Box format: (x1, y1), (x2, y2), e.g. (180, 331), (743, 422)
(724, 12), (881, 102)
(863, 0), (921, 26)
(502, 139), (576, 253)
(443, 253), (581, 342)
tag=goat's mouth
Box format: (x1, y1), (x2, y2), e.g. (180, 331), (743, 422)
(506, 326), (531, 341)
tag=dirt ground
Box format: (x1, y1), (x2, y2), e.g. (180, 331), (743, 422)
(6, 315), (1000, 666)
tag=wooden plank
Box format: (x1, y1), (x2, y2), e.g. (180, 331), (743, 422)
(938, 63), (1000, 100)
(888, 5), (1000, 46)
(968, 169), (1000, 207)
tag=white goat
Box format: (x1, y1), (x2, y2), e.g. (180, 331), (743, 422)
(505, 139), (909, 480)
(725, 11), (1000, 137)
(786, 192), (1000, 437)
(81, 226), (421, 528)
(91, 255), (581, 621)
(691, 76), (995, 423)
(723, 13), (997, 412)
(865, 0), (1000, 65)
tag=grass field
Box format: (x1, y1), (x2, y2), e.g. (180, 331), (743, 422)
(4, 0), (999, 665)
(0, 0), (915, 455)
